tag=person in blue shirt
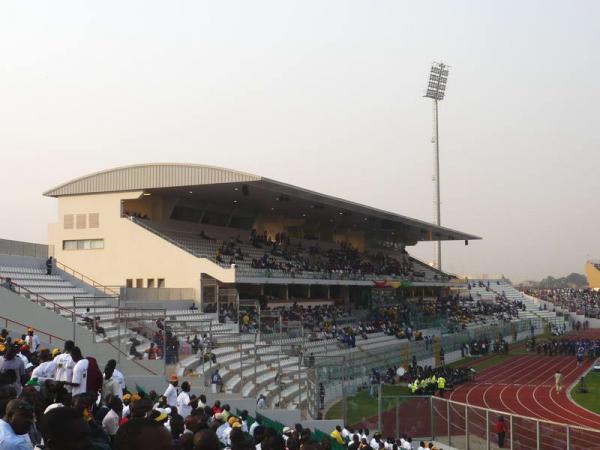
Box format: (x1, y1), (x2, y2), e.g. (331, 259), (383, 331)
(0, 399), (33, 450)
(211, 370), (223, 393)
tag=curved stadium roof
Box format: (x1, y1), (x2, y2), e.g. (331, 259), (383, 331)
(44, 163), (480, 242)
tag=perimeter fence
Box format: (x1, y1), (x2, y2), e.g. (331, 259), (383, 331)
(341, 391), (600, 450)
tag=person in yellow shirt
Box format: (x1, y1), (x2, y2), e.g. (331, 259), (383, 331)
(331, 425), (345, 445)
(437, 376), (446, 397)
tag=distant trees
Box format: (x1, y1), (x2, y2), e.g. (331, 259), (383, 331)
(537, 273), (588, 289)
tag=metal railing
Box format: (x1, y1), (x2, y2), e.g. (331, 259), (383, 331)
(1, 280), (159, 376)
(362, 393), (600, 450)
(54, 260), (120, 297)
(0, 315), (66, 347)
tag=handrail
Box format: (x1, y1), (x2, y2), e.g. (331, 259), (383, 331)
(1, 276), (77, 317)
(0, 314), (66, 346)
(1, 279), (159, 376)
(54, 260), (120, 297)
(431, 395), (600, 434)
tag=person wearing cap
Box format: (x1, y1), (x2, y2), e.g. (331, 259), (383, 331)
(0, 346), (26, 396)
(121, 394), (132, 418)
(25, 328), (40, 354)
(282, 426), (293, 442)
(225, 420), (242, 446)
(0, 399), (34, 450)
(164, 374), (179, 407)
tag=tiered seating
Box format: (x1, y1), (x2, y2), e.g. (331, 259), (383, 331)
(470, 279), (563, 326)
(131, 218), (448, 282)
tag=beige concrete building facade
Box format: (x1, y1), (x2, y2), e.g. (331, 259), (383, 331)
(45, 163), (479, 304)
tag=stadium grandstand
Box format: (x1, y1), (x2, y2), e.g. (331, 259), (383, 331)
(585, 260), (600, 290)
(0, 163), (591, 450)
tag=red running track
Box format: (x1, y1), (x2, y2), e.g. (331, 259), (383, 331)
(437, 332), (600, 449)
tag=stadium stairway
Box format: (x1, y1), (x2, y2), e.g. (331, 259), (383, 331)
(176, 331), (408, 409)
(0, 279), (162, 378)
(0, 257), (225, 382)
(470, 280), (563, 326)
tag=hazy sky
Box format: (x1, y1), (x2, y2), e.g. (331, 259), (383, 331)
(1, 0), (599, 282)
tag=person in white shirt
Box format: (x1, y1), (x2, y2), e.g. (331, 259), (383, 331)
(16, 347), (31, 370)
(54, 340), (76, 393)
(31, 349), (57, 381)
(25, 328), (40, 353)
(176, 381), (195, 418)
(0, 399), (34, 450)
(102, 397), (123, 438)
(102, 365), (122, 401)
(370, 432), (383, 450)
(417, 441), (427, 450)
(105, 360), (126, 393)
(398, 435), (413, 450)
(70, 347), (89, 396)
(256, 394), (267, 409)
(164, 374), (179, 407)
(341, 427), (351, 441)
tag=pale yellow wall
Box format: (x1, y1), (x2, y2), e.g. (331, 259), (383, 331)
(48, 191), (235, 300)
(585, 262), (600, 290)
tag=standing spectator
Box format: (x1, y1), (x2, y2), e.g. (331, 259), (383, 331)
(496, 416), (506, 448)
(102, 396), (123, 441)
(25, 328), (40, 354)
(46, 257), (53, 276)
(102, 365), (122, 401)
(105, 360), (125, 393)
(0, 347), (26, 396)
(176, 381), (195, 418)
(164, 375), (179, 407)
(70, 347), (89, 396)
(54, 340), (76, 393)
(256, 395), (267, 409)
(211, 370), (223, 393)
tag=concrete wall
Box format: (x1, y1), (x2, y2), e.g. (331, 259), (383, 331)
(0, 286), (163, 378)
(48, 191), (236, 300)
(122, 287), (195, 301)
(0, 239), (48, 259)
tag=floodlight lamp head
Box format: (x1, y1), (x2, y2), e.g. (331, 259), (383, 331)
(424, 61), (449, 100)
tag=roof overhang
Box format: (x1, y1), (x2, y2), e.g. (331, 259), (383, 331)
(44, 163), (480, 242)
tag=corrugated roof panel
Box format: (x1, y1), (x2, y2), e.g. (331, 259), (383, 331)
(43, 163), (261, 197)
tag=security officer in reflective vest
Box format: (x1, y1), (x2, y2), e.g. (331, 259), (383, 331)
(437, 376), (446, 397)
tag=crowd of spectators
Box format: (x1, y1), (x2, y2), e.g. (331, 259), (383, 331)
(223, 230), (427, 281)
(529, 288), (600, 318)
(0, 321), (447, 450)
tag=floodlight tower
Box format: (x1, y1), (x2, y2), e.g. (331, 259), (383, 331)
(424, 61), (449, 271)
